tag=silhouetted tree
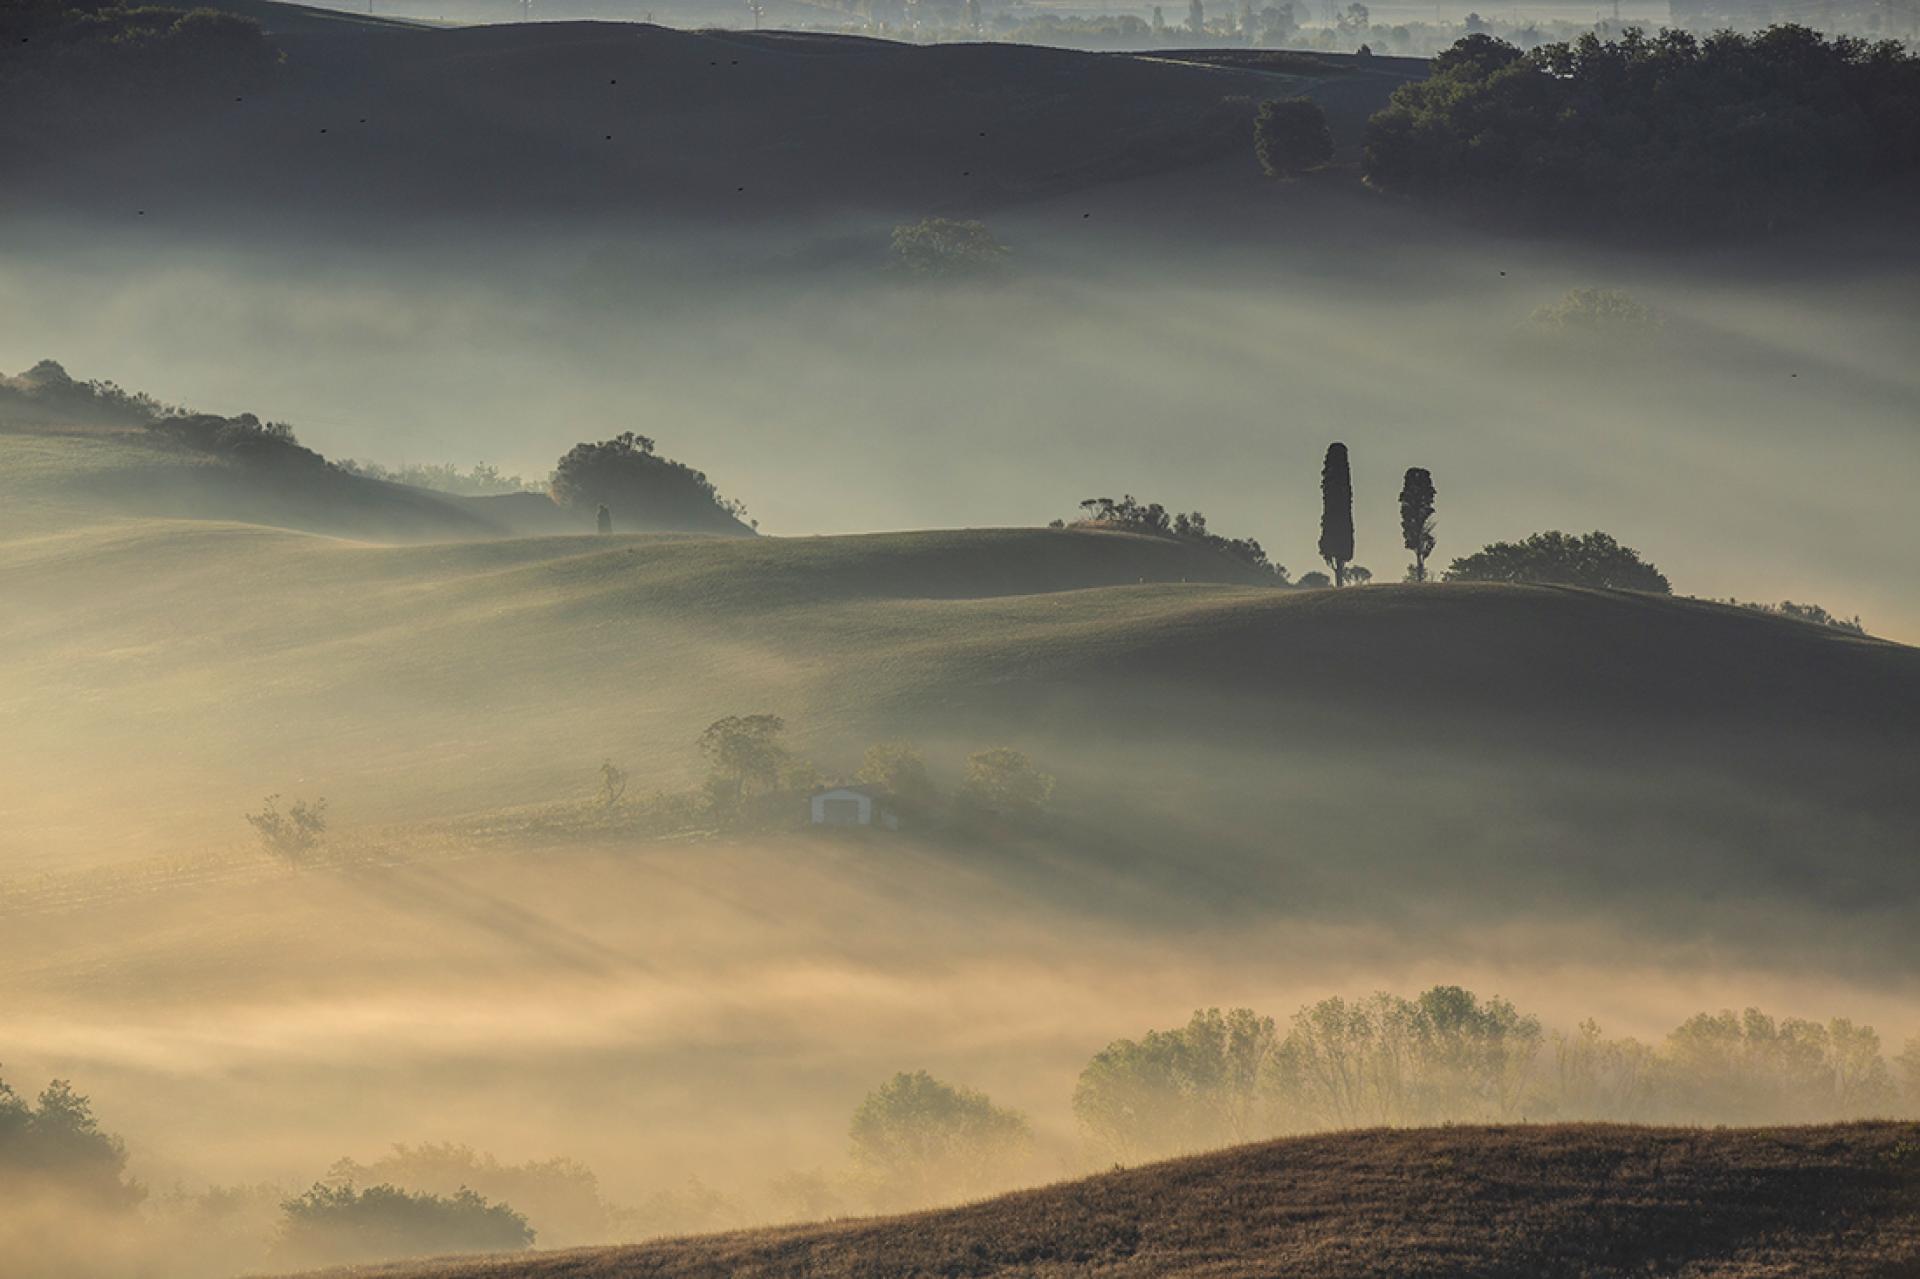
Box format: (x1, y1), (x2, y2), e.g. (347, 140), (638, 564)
(1254, 98), (1334, 177)
(1318, 442), (1354, 586)
(550, 432), (751, 535)
(1444, 530), (1670, 592)
(595, 504), (612, 535)
(1399, 466), (1436, 581)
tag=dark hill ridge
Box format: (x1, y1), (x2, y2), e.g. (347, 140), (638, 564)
(284, 1123), (1920, 1278)
(6, 5), (1413, 232)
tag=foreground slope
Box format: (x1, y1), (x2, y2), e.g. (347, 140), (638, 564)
(296, 1123), (1920, 1278)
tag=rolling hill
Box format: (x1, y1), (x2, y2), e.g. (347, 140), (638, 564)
(281, 1123), (1920, 1278)
(2, 2), (1417, 233)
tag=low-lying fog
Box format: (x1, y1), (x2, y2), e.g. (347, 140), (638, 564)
(4, 201), (1914, 640)
(2, 195), (1917, 1278)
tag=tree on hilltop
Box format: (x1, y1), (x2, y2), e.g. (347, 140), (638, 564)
(550, 433), (752, 535)
(1318, 443), (1354, 586)
(1444, 530), (1670, 593)
(1399, 467), (1436, 582)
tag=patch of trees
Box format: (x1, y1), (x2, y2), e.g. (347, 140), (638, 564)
(1253, 98), (1334, 177)
(1069, 495), (1288, 581)
(149, 413), (327, 469)
(1362, 26), (1920, 235)
(326, 1143), (613, 1247)
(1732, 599), (1868, 635)
(273, 1182), (533, 1267)
(0, 1070), (142, 1210)
(338, 460), (541, 496)
(0, 359), (176, 428)
(1074, 987), (1920, 1161)
(1445, 529), (1671, 592)
(550, 432), (754, 535)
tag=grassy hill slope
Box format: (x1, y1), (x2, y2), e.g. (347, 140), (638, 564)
(3, 422), (1917, 968)
(0, 427), (540, 541)
(5, 6), (1412, 231)
(294, 1123), (1920, 1278)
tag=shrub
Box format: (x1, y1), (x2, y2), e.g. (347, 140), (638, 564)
(246, 795), (328, 862)
(1530, 288), (1663, 339)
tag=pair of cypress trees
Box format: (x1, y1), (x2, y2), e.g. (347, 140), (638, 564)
(1319, 443), (1436, 586)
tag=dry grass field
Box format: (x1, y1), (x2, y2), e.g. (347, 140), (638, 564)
(285, 1123), (1920, 1279)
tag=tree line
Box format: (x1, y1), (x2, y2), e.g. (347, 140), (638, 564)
(1071, 988), (1920, 1162)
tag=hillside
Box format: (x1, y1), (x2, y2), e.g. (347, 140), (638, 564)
(3, 424), (1916, 951)
(2, 5), (1414, 233)
(286, 1123), (1920, 1278)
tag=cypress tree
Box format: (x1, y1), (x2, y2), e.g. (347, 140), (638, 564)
(1318, 442), (1354, 587)
(1399, 467), (1436, 582)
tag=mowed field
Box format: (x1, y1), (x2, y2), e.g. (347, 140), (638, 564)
(285, 1123), (1920, 1279)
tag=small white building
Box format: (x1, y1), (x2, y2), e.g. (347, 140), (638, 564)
(809, 785), (899, 829)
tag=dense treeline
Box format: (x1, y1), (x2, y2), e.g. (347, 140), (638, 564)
(1073, 987), (1920, 1161)
(1364, 26), (1920, 234)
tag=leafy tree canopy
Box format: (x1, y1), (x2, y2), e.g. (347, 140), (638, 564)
(550, 432), (753, 535)
(275, 1182), (534, 1267)
(849, 1071), (1030, 1209)
(1364, 25), (1920, 235)
(0, 1071), (142, 1209)
(1254, 97), (1335, 177)
(1444, 530), (1671, 593)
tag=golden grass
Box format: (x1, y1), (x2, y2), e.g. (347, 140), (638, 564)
(276, 1122), (1920, 1279)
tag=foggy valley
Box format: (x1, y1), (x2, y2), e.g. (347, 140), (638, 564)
(1, 1), (1917, 1276)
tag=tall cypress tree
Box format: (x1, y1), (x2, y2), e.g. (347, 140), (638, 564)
(1319, 442), (1354, 587)
(1399, 467), (1436, 582)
